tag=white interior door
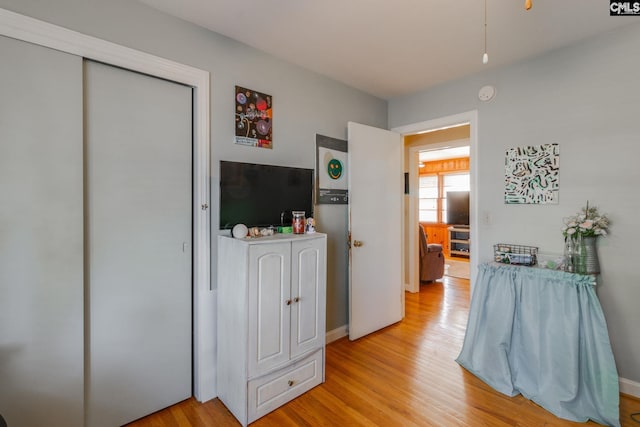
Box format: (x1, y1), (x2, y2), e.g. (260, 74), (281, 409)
(0, 35), (84, 427)
(85, 60), (192, 427)
(348, 122), (403, 340)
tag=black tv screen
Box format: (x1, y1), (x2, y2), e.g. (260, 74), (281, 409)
(219, 161), (314, 229)
(446, 191), (469, 226)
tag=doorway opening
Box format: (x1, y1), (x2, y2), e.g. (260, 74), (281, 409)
(391, 110), (478, 295)
(417, 144), (471, 281)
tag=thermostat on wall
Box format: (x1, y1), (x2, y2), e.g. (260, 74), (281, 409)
(478, 85), (496, 102)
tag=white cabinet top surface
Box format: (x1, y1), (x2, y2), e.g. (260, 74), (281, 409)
(220, 232), (326, 245)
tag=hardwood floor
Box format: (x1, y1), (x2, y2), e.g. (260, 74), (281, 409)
(129, 276), (640, 426)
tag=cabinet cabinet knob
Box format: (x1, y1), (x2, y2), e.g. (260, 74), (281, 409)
(293, 296), (300, 303)
(285, 299), (292, 305)
(288, 380), (294, 387)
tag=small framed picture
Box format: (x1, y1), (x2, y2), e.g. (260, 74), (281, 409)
(235, 86), (272, 149)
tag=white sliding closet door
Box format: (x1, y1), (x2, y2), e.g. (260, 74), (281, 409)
(84, 61), (192, 427)
(0, 36), (84, 427)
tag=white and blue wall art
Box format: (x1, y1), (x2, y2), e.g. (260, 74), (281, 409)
(505, 143), (559, 204)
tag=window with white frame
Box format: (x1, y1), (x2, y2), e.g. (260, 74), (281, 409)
(419, 172), (470, 223)
(419, 175), (438, 222)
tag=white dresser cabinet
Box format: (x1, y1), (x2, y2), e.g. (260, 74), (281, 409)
(217, 233), (326, 426)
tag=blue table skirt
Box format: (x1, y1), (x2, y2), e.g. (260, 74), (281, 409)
(456, 263), (620, 427)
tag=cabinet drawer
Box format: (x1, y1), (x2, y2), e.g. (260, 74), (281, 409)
(248, 349), (323, 423)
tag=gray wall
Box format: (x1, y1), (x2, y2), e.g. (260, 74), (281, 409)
(7, 0), (636, 389)
(390, 23), (640, 384)
(0, 0), (387, 332)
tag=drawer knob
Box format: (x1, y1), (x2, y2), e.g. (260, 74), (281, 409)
(288, 380), (294, 387)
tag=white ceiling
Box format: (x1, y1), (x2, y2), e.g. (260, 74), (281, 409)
(137, 0), (634, 99)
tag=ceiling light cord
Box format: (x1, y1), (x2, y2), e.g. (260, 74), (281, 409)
(483, 0), (530, 64)
(483, 0), (488, 64)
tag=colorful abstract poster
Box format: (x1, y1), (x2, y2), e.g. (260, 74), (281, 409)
(505, 143), (559, 204)
(316, 134), (348, 204)
(235, 86), (272, 148)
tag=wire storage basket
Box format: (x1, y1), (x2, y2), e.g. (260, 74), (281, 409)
(494, 243), (538, 266)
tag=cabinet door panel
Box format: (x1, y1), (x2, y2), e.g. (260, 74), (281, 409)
(291, 238), (326, 358)
(249, 243), (291, 376)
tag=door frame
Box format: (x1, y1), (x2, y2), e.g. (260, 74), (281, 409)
(391, 110), (478, 294)
(0, 9), (214, 401)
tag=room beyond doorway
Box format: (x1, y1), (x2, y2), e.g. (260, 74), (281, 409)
(444, 257), (471, 280)
(419, 143), (471, 282)
(391, 110), (478, 294)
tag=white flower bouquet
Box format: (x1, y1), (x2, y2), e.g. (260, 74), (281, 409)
(562, 201), (610, 238)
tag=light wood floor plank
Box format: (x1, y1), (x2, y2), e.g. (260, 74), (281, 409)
(129, 276), (640, 426)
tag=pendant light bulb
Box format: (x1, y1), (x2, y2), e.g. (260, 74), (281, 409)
(482, 0), (488, 65)
(525, 0), (532, 10)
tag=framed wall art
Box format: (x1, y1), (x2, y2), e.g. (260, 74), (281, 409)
(235, 86), (272, 149)
(505, 143), (559, 204)
(316, 134), (348, 204)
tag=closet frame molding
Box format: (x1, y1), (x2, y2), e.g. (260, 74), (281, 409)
(0, 8), (214, 401)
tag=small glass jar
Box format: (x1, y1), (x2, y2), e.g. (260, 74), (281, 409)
(292, 211), (305, 234)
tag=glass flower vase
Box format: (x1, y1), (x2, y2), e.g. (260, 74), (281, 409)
(563, 236), (575, 272)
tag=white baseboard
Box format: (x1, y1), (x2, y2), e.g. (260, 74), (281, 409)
(326, 325), (348, 344)
(620, 377), (640, 398)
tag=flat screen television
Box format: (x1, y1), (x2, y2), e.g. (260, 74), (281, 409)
(446, 191), (470, 226)
(219, 161), (314, 229)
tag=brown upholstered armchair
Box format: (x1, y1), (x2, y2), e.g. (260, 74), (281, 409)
(419, 225), (445, 282)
